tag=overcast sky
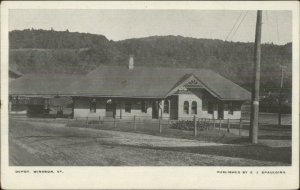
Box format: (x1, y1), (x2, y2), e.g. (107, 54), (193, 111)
(9, 9), (292, 45)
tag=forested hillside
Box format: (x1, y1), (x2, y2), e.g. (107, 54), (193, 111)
(9, 29), (292, 112)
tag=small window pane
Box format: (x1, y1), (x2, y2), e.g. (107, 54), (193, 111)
(183, 101), (189, 114)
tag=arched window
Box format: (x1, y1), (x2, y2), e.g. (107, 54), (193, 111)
(191, 101), (197, 114)
(183, 101), (189, 114)
(163, 100), (169, 114)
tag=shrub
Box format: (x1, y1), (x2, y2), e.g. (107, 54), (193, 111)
(170, 120), (210, 131)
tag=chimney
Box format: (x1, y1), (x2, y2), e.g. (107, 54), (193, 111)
(128, 54), (134, 70)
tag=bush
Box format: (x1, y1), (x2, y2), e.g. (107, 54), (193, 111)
(88, 120), (100, 125)
(170, 120), (210, 131)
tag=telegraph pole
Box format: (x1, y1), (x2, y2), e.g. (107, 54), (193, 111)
(278, 65), (285, 126)
(250, 10), (262, 144)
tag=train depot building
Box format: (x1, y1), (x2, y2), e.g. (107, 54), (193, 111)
(9, 57), (250, 120)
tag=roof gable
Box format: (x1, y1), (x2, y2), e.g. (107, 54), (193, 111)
(165, 74), (206, 97)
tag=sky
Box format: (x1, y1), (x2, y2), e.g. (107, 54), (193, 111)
(9, 9), (292, 45)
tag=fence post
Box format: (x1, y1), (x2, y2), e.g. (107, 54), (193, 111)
(133, 115), (136, 130)
(219, 119), (222, 130)
(239, 118), (242, 136)
(194, 115), (197, 137)
(213, 118), (215, 129)
(159, 117), (162, 133)
(227, 118), (230, 132)
(114, 117), (117, 128)
(207, 118), (209, 130)
(86, 117), (88, 127)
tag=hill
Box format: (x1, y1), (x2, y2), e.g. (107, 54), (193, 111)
(9, 29), (292, 113)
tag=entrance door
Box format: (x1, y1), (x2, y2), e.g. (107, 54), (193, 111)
(106, 102), (116, 118)
(218, 104), (224, 119)
(152, 101), (159, 119)
(57, 106), (63, 118)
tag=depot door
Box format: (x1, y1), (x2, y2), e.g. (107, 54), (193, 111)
(152, 101), (159, 119)
(106, 102), (116, 118)
(218, 104), (224, 119)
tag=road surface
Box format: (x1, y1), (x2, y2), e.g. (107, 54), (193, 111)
(9, 119), (290, 166)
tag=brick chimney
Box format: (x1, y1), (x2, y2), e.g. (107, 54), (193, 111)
(128, 54), (134, 70)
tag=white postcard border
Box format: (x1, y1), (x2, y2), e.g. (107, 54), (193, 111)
(1, 1), (299, 189)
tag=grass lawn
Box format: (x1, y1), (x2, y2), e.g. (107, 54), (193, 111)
(9, 119), (291, 166)
(67, 119), (245, 143)
(67, 118), (291, 144)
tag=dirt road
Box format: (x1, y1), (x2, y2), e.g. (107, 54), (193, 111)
(9, 119), (290, 166)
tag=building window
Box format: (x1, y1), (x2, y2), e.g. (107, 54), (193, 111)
(58, 106), (63, 112)
(228, 102), (234, 115)
(191, 101), (197, 114)
(90, 99), (96, 113)
(141, 101), (147, 113)
(202, 99), (207, 111)
(125, 102), (131, 113)
(183, 101), (189, 114)
(44, 99), (50, 109)
(208, 102), (214, 114)
(163, 100), (169, 114)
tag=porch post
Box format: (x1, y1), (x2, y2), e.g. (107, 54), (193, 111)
(158, 100), (162, 119)
(119, 101), (122, 119)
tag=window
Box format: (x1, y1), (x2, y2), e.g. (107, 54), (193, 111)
(208, 102), (214, 114)
(163, 100), (169, 114)
(90, 99), (96, 113)
(44, 99), (50, 109)
(183, 101), (189, 114)
(202, 99), (208, 111)
(191, 101), (197, 114)
(125, 102), (131, 113)
(228, 102), (234, 115)
(141, 101), (147, 113)
(58, 106), (63, 112)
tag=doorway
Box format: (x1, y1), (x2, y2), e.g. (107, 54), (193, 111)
(106, 101), (116, 118)
(218, 103), (224, 119)
(57, 106), (64, 117)
(152, 101), (159, 119)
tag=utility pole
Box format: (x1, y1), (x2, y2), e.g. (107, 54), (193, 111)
(278, 65), (285, 126)
(250, 10), (262, 144)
